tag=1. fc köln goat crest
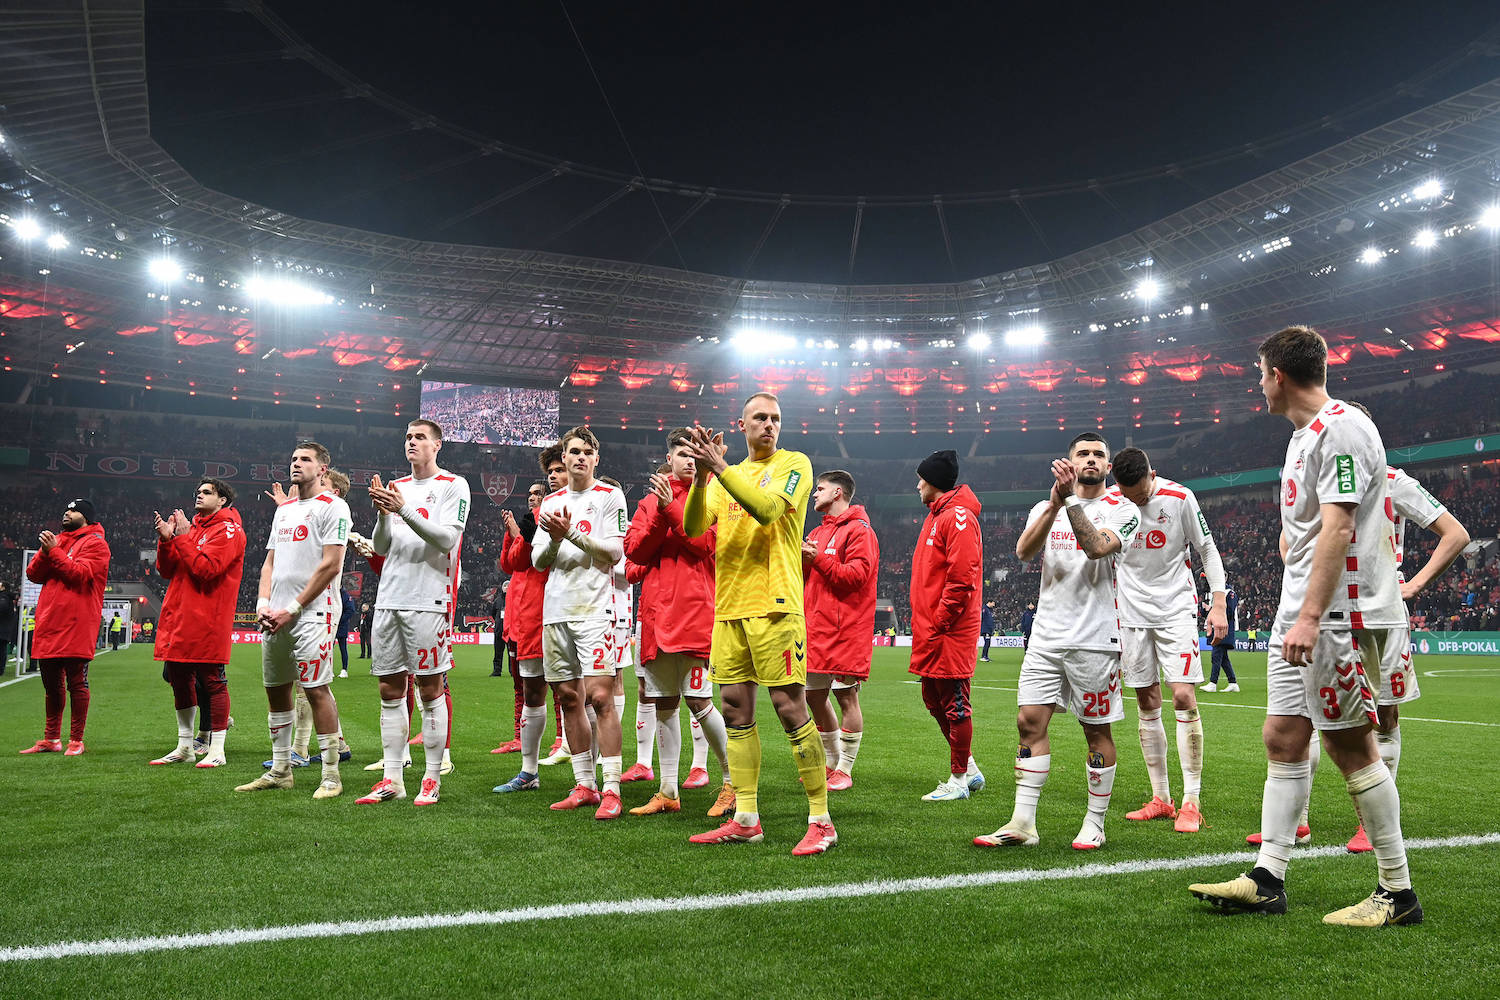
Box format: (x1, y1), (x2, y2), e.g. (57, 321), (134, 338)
(482, 473), (515, 506)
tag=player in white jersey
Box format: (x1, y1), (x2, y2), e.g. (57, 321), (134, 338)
(976, 433), (1139, 851)
(1303, 406), (1472, 852)
(235, 441), (351, 799)
(1110, 448), (1228, 835)
(530, 425), (628, 819)
(1191, 325), (1421, 927)
(356, 420), (470, 807)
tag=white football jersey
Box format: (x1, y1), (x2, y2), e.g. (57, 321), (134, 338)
(267, 491), (351, 614)
(372, 469), (471, 616)
(1276, 399), (1403, 630)
(1386, 466), (1446, 580)
(611, 555), (633, 630)
(1113, 478), (1215, 627)
(533, 481), (627, 625)
(1026, 493), (1140, 652)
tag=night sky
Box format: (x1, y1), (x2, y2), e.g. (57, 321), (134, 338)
(145, 0), (1500, 283)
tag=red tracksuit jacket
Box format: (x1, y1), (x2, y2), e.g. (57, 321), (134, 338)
(623, 478), (715, 662)
(908, 485), (983, 679)
(155, 506), (247, 664)
(501, 529), (545, 660)
(803, 503), (880, 679)
(26, 522), (111, 661)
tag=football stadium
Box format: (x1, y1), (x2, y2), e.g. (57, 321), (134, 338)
(2, 3), (1500, 996)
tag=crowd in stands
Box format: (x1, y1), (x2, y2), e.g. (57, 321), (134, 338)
(3, 390), (1497, 641)
(417, 385), (559, 447)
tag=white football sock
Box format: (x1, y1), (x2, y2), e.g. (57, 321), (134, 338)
(613, 693), (626, 723)
(1011, 753), (1050, 827)
(421, 696), (447, 782)
(819, 728), (839, 769)
(570, 748), (597, 790)
(268, 710), (295, 772)
(657, 715), (682, 798)
(380, 698), (408, 784)
(1299, 734), (1320, 828)
(292, 691), (312, 757)
(175, 707), (196, 751)
(585, 703), (598, 750)
(1375, 725), (1401, 784)
(207, 729), (226, 757)
(1255, 758), (1310, 881)
(1346, 760), (1410, 890)
(1137, 709), (1170, 800)
(1175, 708), (1203, 801)
(317, 732), (340, 782)
(689, 711), (709, 770)
(966, 755), (981, 778)
(837, 729), (863, 775)
(634, 700), (657, 767)
(520, 704), (546, 773)
(693, 703), (729, 773)
(1086, 762), (1116, 824)
(600, 754), (622, 796)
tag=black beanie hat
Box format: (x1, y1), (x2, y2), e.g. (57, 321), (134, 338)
(66, 498), (97, 524)
(916, 450), (959, 493)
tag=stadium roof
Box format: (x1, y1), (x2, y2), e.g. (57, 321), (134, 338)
(2, 3), (1500, 441)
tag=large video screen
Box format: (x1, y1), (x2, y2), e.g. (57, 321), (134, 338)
(418, 381), (560, 446)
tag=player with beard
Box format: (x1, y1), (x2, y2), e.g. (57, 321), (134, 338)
(977, 434), (1138, 850)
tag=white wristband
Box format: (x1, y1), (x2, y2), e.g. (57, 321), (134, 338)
(256, 598), (271, 614)
(1063, 494), (1081, 508)
(284, 600), (302, 616)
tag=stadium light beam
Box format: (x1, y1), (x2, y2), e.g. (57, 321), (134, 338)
(10, 217), (41, 241)
(852, 337), (869, 352)
(1412, 229), (1438, 249)
(147, 258), (181, 284)
(1005, 325), (1045, 347)
(1359, 246), (1384, 265)
(966, 332), (991, 350)
(1479, 205), (1500, 229)
(45, 232), (68, 250)
(1134, 278), (1160, 301)
(244, 276), (334, 307)
(1412, 178), (1444, 200)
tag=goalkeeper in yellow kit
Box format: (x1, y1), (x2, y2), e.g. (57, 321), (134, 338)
(683, 392), (836, 855)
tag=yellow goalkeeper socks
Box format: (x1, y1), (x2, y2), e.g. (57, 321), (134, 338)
(788, 718), (828, 818)
(726, 723), (761, 818)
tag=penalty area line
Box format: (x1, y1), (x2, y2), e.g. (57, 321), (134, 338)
(3, 832), (1497, 963)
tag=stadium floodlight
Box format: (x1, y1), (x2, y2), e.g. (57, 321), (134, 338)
(1005, 325), (1045, 347)
(1479, 205), (1500, 229)
(966, 332), (991, 350)
(244, 276), (334, 306)
(1412, 178), (1444, 200)
(45, 232), (68, 250)
(147, 258), (181, 284)
(1359, 246), (1384, 264)
(1134, 278), (1160, 300)
(1412, 228), (1438, 249)
(10, 216), (41, 241)
(730, 328), (794, 353)
(852, 337), (869, 352)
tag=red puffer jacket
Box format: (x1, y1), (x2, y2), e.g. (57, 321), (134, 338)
(155, 506), (247, 664)
(624, 478), (715, 662)
(908, 485), (983, 679)
(501, 528), (545, 660)
(803, 504), (880, 679)
(26, 522), (111, 660)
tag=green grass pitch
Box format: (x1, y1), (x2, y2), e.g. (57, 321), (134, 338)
(2, 644), (1498, 998)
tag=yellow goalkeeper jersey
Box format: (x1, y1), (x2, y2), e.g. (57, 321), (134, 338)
(702, 448), (813, 621)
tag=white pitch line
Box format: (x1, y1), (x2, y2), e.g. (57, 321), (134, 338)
(905, 680), (1017, 692)
(0, 672), (40, 690)
(3, 832), (1496, 964)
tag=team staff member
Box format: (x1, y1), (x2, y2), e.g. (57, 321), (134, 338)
(683, 393), (836, 855)
(19, 498), (110, 756)
(802, 469), (879, 792)
(909, 451), (986, 802)
(149, 478), (246, 769)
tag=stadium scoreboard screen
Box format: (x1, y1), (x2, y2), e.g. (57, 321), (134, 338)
(418, 381), (560, 446)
